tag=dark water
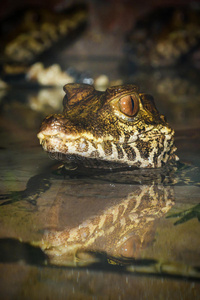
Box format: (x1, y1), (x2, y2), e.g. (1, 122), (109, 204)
(0, 65), (200, 299)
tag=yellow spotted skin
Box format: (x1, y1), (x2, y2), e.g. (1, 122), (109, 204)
(41, 184), (174, 258)
(37, 83), (178, 168)
(127, 6), (200, 67)
(3, 5), (87, 65)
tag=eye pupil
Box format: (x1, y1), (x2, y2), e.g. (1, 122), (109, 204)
(119, 94), (139, 117)
(130, 97), (134, 109)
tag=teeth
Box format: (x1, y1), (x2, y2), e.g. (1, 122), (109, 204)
(37, 133), (45, 145)
(37, 132), (45, 140)
(37, 132), (46, 146)
(42, 140), (47, 150)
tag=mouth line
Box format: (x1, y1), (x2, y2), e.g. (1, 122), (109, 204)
(38, 131), (172, 150)
(37, 121), (172, 146)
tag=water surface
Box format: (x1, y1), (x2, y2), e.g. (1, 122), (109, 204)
(0, 66), (200, 299)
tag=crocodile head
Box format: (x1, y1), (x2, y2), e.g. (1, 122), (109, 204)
(37, 83), (178, 168)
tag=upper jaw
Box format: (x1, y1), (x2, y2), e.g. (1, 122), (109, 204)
(37, 123), (174, 150)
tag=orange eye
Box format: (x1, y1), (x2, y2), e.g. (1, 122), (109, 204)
(118, 94), (139, 117)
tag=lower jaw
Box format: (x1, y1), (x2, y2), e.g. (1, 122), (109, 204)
(41, 134), (177, 169)
(47, 152), (134, 169)
(46, 151), (178, 170)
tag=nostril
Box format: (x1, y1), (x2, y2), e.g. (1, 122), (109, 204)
(38, 114), (62, 134)
(43, 114), (63, 127)
(45, 115), (58, 125)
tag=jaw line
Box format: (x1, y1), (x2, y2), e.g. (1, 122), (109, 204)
(38, 124), (171, 147)
(37, 120), (173, 153)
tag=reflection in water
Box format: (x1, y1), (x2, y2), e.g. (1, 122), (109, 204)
(39, 181), (174, 264)
(167, 203), (200, 225)
(0, 238), (48, 265)
(0, 237), (200, 280)
(1, 157), (199, 279)
(27, 173), (199, 279)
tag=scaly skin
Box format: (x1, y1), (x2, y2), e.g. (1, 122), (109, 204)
(38, 83), (178, 168)
(35, 85), (179, 260)
(126, 6), (200, 67)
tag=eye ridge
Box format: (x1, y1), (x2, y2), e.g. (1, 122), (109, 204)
(119, 94), (139, 117)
